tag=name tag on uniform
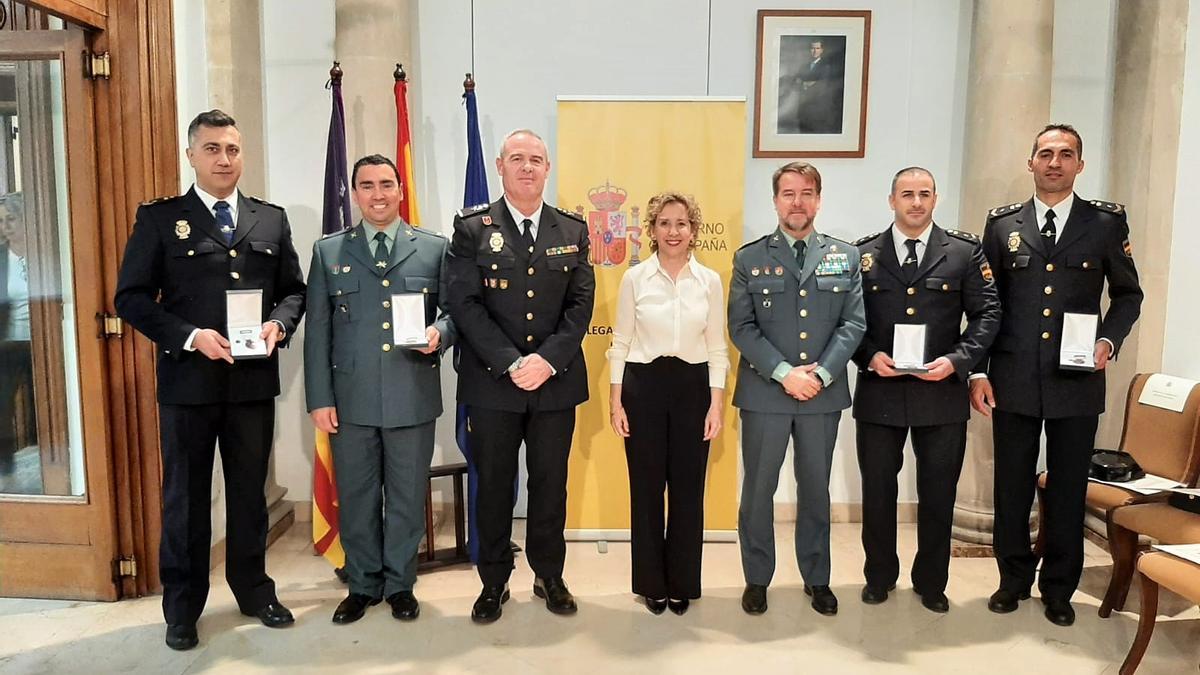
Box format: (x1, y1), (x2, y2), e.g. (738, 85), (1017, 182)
(391, 293), (429, 348)
(892, 324), (928, 373)
(815, 252), (850, 276)
(1060, 312), (1098, 371)
(227, 289), (268, 359)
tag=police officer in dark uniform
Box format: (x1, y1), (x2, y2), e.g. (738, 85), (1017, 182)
(115, 110), (306, 650)
(445, 129), (595, 623)
(970, 124), (1142, 626)
(852, 167), (1000, 613)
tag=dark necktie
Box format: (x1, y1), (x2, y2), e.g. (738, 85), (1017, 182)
(521, 218), (535, 253)
(793, 239), (806, 267)
(214, 200), (234, 245)
(903, 238), (920, 281)
(1042, 208), (1057, 248)
(373, 231), (390, 269)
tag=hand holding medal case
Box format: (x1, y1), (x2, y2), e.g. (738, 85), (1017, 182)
(226, 289), (268, 359)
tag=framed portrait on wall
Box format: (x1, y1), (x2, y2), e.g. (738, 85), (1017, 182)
(753, 9), (872, 158)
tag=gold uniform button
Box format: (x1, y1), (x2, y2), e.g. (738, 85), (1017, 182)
(383, 300), (391, 308)
(800, 309), (808, 317)
(871, 285), (879, 291)
(1046, 263), (1055, 272)
(800, 352), (808, 360)
(229, 250), (238, 258)
(907, 288), (915, 296)
(382, 322), (391, 330)
(1082, 261), (1090, 269)
(382, 279), (391, 287)
(528, 267), (535, 276)
(799, 289), (808, 297)
(941, 283), (950, 291)
(526, 313), (534, 320)
(382, 344), (392, 352)
(1044, 285), (1053, 295)
(230, 272), (240, 280)
(763, 289), (770, 296)
(527, 290), (535, 298)
(422, 287), (429, 294)
(1043, 308), (1052, 317)
(491, 263), (498, 271)
(1042, 332), (1051, 340)
(906, 308), (915, 316)
(526, 335), (534, 343)
(563, 266), (569, 272)
(832, 286), (840, 293)
(187, 249), (195, 256)
(800, 332), (808, 340)
(336, 289), (343, 296)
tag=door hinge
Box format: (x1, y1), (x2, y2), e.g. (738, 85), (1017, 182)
(114, 556), (137, 579)
(100, 313), (124, 338)
(85, 51), (111, 80)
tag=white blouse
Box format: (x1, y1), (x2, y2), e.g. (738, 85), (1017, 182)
(606, 253), (729, 388)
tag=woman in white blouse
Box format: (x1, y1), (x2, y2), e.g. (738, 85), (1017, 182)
(607, 191), (729, 615)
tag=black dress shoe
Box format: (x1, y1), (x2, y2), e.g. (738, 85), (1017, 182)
(332, 593), (380, 624)
(741, 584), (768, 614)
(165, 623), (198, 651)
(667, 598), (690, 615)
(987, 588), (1031, 614)
(861, 585), (889, 604)
(244, 601), (294, 628)
(643, 596), (667, 615)
(533, 577), (578, 615)
(387, 591), (420, 621)
(918, 590), (950, 613)
(471, 584), (510, 624)
(1043, 598), (1075, 626)
(804, 585), (838, 616)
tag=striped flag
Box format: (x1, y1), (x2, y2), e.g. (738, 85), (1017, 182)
(313, 63), (352, 569)
(395, 64), (421, 225)
(458, 74), (491, 563)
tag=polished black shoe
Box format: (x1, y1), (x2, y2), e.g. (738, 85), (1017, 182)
(667, 598), (690, 615)
(643, 596), (667, 615)
(332, 593), (380, 624)
(804, 585), (838, 616)
(861, 585), (890, 605)
(165, 623), (198, 651)
(741, 584), (768, 615)
(987, 588), (1031, 614)
(471, 584), (510, 624)
(533, 577), (578, 615)
(387, 591), (420, 621)
(244, 601), (294, 628)
(918, 590), (950, 613)
(1043, 598), (1075, 626)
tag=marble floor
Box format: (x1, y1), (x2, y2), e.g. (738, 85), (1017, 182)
(0, 522), (1196, 674)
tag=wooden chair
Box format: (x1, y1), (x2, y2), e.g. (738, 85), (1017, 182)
(1102, 501), (1200, 615)
(1119, 550), (1200, 674)
(417, 462), (471, 571)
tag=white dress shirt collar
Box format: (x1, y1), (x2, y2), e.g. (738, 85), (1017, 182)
(193, 184), (240, 223)
(503, 195), (544, 238)
(891, 222), (933, 266)
(1033, 192), (1075, 243)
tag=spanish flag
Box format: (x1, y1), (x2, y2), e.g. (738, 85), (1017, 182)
(395, 64), (420, 225)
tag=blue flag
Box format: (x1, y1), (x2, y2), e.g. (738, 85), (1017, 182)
(322, 74), (352, 236)
(458, 81), (490, 563)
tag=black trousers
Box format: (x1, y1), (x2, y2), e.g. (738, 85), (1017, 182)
(0, 340), (34, 474)
(856, 420), (967, 594)
(467, 404), (575, 587)
(158, 401), (277, 625)
(992, 409), (1097, 601)
(621, 358), (711, 600)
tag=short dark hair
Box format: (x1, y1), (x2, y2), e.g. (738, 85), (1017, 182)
(1031, 123), (1083, 158)
(772, 161), (822, 196)
(351, 154), (402, 187)
(187, 109), (237, 145)
(890, 166), (936, 194)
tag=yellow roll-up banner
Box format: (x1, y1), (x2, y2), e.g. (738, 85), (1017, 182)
(556, 97), (746, 536)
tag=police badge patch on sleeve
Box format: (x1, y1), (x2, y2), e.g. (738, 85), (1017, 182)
(1122, 238), (1133, 257)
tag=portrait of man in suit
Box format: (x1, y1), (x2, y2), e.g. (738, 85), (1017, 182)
(776, 36), (846, 135)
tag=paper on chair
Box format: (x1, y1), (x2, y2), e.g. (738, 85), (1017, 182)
(1151, 543), (1200, 566)
(1137, 373), (1199, 413)
(1089, 473), (1183, 495)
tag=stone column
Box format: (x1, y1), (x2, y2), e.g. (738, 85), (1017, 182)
(952, 0), (1055, 546)
(334, 0), (416, 167)
(1098, 0), (1189, 448)
(204, 0), (292, 543)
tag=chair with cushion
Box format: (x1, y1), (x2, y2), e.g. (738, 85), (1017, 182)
(1101, 501), (1200, 616)
(1119, 550), (1200, 674)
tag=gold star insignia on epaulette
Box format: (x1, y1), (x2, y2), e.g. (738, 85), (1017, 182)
(989, 203), (1022, 218)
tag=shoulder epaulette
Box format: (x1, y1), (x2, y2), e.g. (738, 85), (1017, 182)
(140, 194), (181, 207)
(1087, 199), (1125, 215)
(821, 233), (852, 249)
(944, 228), (981, 244)
(987, 202), (1023, 219)
(853, 232), (881, 247)
(456, 203), (490, 219)
(412, 226), (445, 239)
(247, 195), (283, 209)
(555, 206), (586, 224)
(737, 233), (771, 251)
(320, 227), (350, 239)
